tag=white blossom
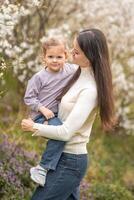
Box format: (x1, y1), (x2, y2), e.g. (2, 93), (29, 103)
(0, 0), (133, 133)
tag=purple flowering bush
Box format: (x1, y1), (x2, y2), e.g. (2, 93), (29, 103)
(80, 180), (91, 200)
(1, 133), (133, 200)
(0, 134), (38, 200)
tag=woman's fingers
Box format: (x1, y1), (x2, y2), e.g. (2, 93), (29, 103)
(21, 119), (28, 126)
(21, 119), (34, 131)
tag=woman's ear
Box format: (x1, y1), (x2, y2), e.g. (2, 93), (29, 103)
(83, 52), (91, 67)
(86, 59), (91, 67)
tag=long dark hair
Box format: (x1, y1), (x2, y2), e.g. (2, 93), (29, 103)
(77, 29), (116, 130)
(56, 66), (81, 100)
(58, 29), (116, 130)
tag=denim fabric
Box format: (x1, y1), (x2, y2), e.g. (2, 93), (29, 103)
(31, 153), (88, 200)
(34, 114), (65, 170)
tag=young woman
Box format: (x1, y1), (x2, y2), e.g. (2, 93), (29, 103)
(21, 28), (115, 200)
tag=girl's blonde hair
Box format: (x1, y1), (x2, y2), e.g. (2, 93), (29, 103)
(42, 37), (67, 55)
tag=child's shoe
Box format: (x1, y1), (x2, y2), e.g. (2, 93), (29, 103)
(30, 165), (47, 186)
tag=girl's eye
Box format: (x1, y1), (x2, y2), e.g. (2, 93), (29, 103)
(57, 56), (63, 59)
(48, 56), (53, 58)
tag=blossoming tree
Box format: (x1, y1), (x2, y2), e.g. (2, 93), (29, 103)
(0, 0), (133, 133)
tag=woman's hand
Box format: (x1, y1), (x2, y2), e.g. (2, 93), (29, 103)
(21, 118), (36, 132)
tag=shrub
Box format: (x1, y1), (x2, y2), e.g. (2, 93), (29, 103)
(80, 180), (91, 200)
(0, 55), (7, 98)
(89, 182), (134, 200)
(0, 134), (38, 200)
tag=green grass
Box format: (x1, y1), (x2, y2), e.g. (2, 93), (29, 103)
(0, 113), (134, 198)
(4, 120), (134, 188)
(86, 130), (134, 193)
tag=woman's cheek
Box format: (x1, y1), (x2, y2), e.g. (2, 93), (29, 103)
(73, 54), (78, 60)
(72, 55), (75, 61)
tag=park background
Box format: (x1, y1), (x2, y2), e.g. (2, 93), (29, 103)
(0, 0), (134, 199)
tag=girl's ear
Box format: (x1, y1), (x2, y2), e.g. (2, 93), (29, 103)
(41, 53), (46, 66)
(65, 50), (69, 60)
(43, 58), (46, 66)
(66, 49), (73, 62)
(40, 46), (47, 66)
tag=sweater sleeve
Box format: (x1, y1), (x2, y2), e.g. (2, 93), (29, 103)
(33, 88), (97, 141)
(24, 74), (43, 112)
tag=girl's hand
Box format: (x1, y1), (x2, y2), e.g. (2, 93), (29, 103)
(39, 106), (55, 119)
(21, 118), (36, 132)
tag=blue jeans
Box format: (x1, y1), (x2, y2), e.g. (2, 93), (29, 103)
(31, 153), (88, 200)
(34, 114), (65, 170)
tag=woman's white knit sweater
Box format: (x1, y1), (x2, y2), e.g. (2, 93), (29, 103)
(33, 67), (98, 154)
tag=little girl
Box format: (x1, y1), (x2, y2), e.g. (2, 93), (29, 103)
(24, 37), (77, 186)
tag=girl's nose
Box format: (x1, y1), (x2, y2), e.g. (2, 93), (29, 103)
(53, 57), (57, 62)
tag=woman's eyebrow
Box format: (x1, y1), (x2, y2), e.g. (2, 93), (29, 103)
(74, 48), (79, 52)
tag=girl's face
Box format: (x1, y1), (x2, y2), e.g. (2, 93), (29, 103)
(44, 45), (67, 72)
(71, 38), (90, 68)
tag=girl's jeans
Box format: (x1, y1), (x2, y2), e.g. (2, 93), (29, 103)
(31, 153), (88, 200)
(34, 113), (64, 170)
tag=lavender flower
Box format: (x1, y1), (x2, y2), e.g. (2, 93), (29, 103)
(0, 134), (38, 200)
